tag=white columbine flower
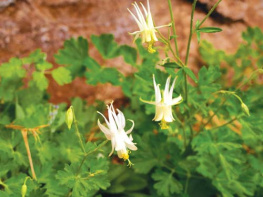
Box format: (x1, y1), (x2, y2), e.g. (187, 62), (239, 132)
(141, 75), (183, 129)
(97, 102), (137, 166)
(127, 0), (168, 53)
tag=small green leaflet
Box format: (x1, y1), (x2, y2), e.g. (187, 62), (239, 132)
(91, 34), (119, 59)
(32, 71), (49, 90)
(51, 67), (72, 85)
(36, 61), (53, 71)
(163, 62), (182, 69)
(0, 58), (25, 79)
(119, 45), (137, 66)
(183, 67), (198, 83)
(198, 27), (222, 33)
(54, 37), (88, 76)
(22, 49), (46, 64)
(152, 169), (183, 197)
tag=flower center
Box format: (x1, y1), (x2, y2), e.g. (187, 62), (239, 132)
(121, 152), (129, 161)
(159, 118), (169, 130)
(147, 41), (156, 53)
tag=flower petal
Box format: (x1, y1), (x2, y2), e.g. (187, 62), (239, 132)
(153, 75), (162, 103)
(127, 8), (143, 30)
(164, 76), (171, 102)
(109, 137), (116, 156)
(163, 106), (174, 122)
(97, 119), (112, 140)
(126, 119), (134, 135)
(171, 95), (183, 105)
(169, 77), (176, 99)
(97, 111), (111, 129)
(133, 2), (147, 28)
(108, 104), (119, 132)
(121, 132), (137, 151)
(153, 105), (164, 121)
(117, 109), (126, 129)
(140, 97), (156, 105)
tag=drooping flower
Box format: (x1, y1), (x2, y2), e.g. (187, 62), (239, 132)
(140, 75), (183, 129)
(127, 0), (169, 53)
(97, 102), (137, 166)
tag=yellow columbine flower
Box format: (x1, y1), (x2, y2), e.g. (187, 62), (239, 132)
(127, 0), (168, 53)
(97, 102), (137, 167)
(141, 75), (183, 129)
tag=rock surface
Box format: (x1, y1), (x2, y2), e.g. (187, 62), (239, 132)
(0, 0), (262, 103)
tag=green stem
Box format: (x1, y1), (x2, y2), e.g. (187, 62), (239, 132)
(211, 116), (239, 130)
(71, 107), (86, 154)
(196, 0), (222, 28)
(184, 172), (191, 194)
(200, 98), (227, 132)
(236, 69), (263, 90)
(161, 163), (204, 180)
(185, 0), (197, 66)
(167, 0), (180, 57)
(173, 114), (186, 149)
(156, 30), (184, 67)
(76, 140), (108, 175)
(184, 0), (197, 104)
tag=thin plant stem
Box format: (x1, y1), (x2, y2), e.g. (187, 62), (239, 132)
(167, 0), (180, 57)
(71, 107), (86, 154)
(21, 130), (37, 180)
(184, 172), (191, 194)
(196, 0), (222, 28)
(184, 0), (198, 104)
(211, 116), (239, 130)
(200, 98), (227, 132)
(156, 30), (184, 67)
(236, 69), (263, 91)
(173, 113), (186, 149)
(185, 0), (197, 66)
(76, 140), (108, 175)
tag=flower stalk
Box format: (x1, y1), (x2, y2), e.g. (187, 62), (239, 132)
(167, 0), (179, 57)
(21, 129), (37, 180)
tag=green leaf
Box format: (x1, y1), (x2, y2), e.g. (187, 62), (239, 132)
(56, 157), (110, 197)
(198, 27), (222, 33)
(91, 34), (120, 59)
(199, 41), (226, 66)
(152, 169), (183, 197)
(0, 58), (25, 79)
(54, 37), (88, 76)
(119, 45), (137, 66)
(163, 62), (182, 69)
(32, 71), (49, 90)
(22, 49), (46, 64)
(84, 57), (122, 85)
(183, 67), (197, 83)
(15, 102), (25, 120)
(196, 31), (201, 43)
(51, 67), (72, 85)
(36, 61), (53, 71)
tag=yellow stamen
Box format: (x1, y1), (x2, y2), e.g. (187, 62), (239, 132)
(121, 153), (129, 161)
(159, 119), (169, 130)
(127, 159), (134, 168)
(147, 41), (156, 53)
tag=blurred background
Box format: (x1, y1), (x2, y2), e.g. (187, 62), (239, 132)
(0, 0), (262, 104)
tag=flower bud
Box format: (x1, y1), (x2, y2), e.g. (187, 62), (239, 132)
(66, 106), (74, 129)
(241, 103), (250, 116)
(21, 184), (27, 197)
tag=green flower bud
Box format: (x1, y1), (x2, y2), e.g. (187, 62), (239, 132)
(66, 106), (74, 129)
(21, 184), (27, 197)
(241, 103), (250, 116)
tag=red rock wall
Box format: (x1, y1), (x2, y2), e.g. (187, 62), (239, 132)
(0, 0), (262, 103)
